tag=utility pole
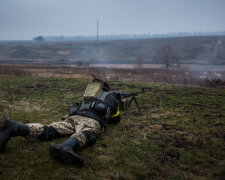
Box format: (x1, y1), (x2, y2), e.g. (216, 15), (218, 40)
(97, 20), (99, 41)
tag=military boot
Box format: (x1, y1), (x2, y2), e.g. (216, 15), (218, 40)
(49, 137), (83, 166)
(0, 117), (29, 152)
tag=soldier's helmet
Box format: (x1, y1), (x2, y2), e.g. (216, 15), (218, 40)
(83, 78), (110, 102)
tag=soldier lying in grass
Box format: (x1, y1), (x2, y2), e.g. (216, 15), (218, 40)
(0, 78), (120, 166)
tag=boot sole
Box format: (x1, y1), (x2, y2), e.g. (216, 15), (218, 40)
(0, 118), (9, 130)
(0, 118), (10, 152)
(49, 144), (83, 166)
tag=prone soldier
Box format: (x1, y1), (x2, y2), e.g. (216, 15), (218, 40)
(0, 78), (120, 166)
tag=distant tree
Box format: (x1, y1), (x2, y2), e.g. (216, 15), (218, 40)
(76, 60), (83, 66)
(156, 45), (174, 68)
(33, 36), (44, 42)
(173, 54), (181, 68)
(209, 41), (222, 65)
(197, 42), (220, 65)
(208, 49), (216, 65)
(136, 56), (144, 69)
(76, 59), (90, 67)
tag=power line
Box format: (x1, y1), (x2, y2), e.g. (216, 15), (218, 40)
(97, 20), (99, 41)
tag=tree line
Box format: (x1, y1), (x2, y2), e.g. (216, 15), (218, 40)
(33, 31), (225, 42)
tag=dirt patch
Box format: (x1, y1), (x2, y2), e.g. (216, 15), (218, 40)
(24, 83), (50, 90)
(160, 133), (193, 149)
(150, 111), (177, 120)
(149, 124), (162, 130)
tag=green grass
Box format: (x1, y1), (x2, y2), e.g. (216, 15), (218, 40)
(0, 76), (225, 180)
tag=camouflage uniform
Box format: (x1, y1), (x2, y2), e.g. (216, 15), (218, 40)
(26, 79), (107, 147)
(26, 115), (101, 147)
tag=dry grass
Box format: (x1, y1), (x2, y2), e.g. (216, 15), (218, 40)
(0, 64), (225, 88)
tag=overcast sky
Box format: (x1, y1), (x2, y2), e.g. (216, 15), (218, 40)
(1, 0), (225, 40)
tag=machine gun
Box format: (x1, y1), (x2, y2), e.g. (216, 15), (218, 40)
(114, 88), (147, 115)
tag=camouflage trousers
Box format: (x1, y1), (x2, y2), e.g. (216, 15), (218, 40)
(26, 115), (101, 147)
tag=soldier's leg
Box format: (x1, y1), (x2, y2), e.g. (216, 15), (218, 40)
(27, 118), (76, 140)
(0, 117), (29, 152)
(49, 136), (83, 166)
(48, 119), (75, 136)
(49, 116), (83, 165)
(0, 117), (75, 152)
(26, 123), (60, 141)
(71, 116), (101, 147)
(49, 115), (101, 166)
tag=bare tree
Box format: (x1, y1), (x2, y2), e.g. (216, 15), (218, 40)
(156, 45), (174, 68)
(200, 40), (222, 65)
(209, 40), (221, 65)
(173, 54), (181, 68)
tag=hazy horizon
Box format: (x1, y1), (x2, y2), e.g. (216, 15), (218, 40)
(1, 0), (225, 40)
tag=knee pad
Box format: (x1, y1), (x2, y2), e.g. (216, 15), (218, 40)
(83, 131), (96, 146)
(38, 126), (60, 141)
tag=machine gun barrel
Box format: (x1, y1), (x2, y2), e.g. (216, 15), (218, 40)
(121, 89), (146, 98)
(117, 88), (147, 115)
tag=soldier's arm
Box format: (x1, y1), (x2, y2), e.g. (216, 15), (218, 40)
(108, 93), (121, 124)
(109, 107), (120, 124)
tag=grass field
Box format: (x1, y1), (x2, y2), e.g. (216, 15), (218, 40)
(0, 76), (225, 179)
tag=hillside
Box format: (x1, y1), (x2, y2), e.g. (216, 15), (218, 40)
(0, 76), (224, 179)
(0, 36), (225, 65)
